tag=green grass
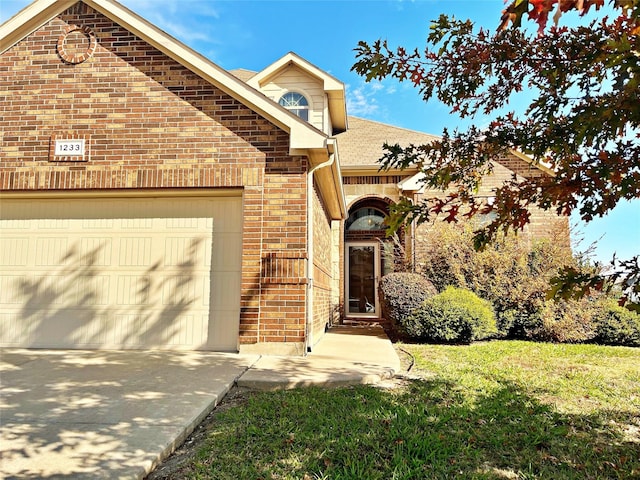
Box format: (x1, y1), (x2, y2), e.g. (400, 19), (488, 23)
(185, 341), (640, 479)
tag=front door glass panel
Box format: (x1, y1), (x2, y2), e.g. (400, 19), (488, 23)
(347, 244), (377, 315)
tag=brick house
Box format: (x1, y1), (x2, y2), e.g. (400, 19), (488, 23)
(0, 0), (568, 354)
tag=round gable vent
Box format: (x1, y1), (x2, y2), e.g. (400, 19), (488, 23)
(57, 25), (97, 64)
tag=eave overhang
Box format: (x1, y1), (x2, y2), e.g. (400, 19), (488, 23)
(307, 139), (346, 220)
(509, 149), (556, 176)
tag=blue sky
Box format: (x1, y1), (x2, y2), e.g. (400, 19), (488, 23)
(2, 0), (638, 265)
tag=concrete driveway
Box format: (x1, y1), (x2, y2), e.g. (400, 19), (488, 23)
(0, 349), (259, 479)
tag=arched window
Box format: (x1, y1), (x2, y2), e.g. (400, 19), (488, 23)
(279, 92), (309, 121)
(345, 207), (386, 231)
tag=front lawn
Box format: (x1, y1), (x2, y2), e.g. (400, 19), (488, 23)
(155, 341), (640, 479)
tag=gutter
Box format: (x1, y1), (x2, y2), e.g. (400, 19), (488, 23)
(305, 148), (337, 354)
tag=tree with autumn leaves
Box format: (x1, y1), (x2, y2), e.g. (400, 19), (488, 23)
(352, 0), (639, 308)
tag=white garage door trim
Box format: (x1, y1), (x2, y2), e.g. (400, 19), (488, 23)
(0, 190), (243, 351)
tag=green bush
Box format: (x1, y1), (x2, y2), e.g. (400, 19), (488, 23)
(499, 297), (640, 346)
(497, 307), (544, 339)
(416, 223), (581, 340)
(593, 300), (640, 347)
(410, 287), (497, 344)
(379, 272), (437, 337)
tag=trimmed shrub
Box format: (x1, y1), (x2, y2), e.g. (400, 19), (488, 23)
(380, 273), (437, 337)
(410, 287), (497, 344)
(593, 300), (640, 347)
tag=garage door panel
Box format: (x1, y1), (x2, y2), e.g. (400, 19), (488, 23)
(38, 218), (69, 229)
(118, 237), (152, 266)
(0, 313), (23, 345)
(161, 275), (199, 306)
(0, 195), (242, 350)
(0, 238), (29, 265)
(164, 236), (209, 267)
(82, 218), (114, 229)
(79, 238), (113, 266)
(39, 274), (72, 305)
(209, 198), (243, 232)
(75, 313), (108, 346)
(74, 276), (111, 305)
(208, 310), (239, 349)
(35, 237), (69, 266)
(0, 275), (23, 304)
(116, 275), (150, 305)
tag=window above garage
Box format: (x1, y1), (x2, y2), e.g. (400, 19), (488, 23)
(279, 92), (309, 121)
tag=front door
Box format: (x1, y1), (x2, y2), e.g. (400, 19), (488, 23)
(345, 242), (380, 317)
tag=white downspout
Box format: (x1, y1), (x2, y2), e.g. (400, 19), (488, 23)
(305, 152), (336, 354)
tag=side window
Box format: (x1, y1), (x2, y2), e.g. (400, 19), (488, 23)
(279, 92), (309, 121)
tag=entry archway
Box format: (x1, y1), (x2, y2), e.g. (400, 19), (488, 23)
(343, 197), (399, 318)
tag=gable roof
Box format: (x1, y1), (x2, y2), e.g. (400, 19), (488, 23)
(1, 0), (347, 219)
(247, 52), (348, 134)
(0, 0), (329, 153)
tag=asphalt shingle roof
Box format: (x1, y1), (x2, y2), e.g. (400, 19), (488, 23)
(336, 116), (440, 167)
(228, 68), (257, 82)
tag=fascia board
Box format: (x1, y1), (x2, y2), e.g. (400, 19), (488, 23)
(508, 149), (556, 176)
(397, 172), (427, 193)
(309, 145), (346, 220)
(327, 92), (347, 133)
(1, 0), (77, 52)
(328, 139), (347, 219)
(248, 52), (344, 92)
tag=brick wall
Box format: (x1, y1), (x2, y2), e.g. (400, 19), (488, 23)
(311, 180), (333, 346)
(342, 179), (403, 208)
(415, 154), (570, 247)
(0, 3), (310, 349)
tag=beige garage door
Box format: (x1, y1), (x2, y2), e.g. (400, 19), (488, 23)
(0, 194), (242, 351)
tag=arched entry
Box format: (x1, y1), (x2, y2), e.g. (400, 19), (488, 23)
(344, 198), (398, 318)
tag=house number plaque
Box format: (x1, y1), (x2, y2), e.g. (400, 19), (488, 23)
(54, 139), (85, 156)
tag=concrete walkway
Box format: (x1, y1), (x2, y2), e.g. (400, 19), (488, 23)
(239, 324), (400, 390)
(0, 325), (400, 479)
